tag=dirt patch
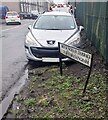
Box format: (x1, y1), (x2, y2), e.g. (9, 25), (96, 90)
(3, 31), (108, 119)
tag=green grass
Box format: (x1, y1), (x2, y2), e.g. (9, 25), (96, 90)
(24, 98), (36, 107)
(9, 66), (107, 119)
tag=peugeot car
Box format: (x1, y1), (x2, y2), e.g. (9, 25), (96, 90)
(25, 12), (83, 62)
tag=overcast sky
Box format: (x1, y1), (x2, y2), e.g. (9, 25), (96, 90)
(53, 0), (108, 3)
(53, 0), (66, 4)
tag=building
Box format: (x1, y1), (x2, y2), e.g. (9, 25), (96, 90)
(1, 0), (50, 13)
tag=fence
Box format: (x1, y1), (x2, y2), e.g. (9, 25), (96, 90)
(76, 2), (108, 64)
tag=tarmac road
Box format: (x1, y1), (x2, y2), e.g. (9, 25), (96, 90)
(0, 19), (34, 101)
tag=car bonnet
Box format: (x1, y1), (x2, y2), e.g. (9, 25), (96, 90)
(31, 28), (78, 47)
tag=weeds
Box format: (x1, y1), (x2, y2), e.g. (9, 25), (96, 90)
(8, 66), (107, 119)
(24, 98), (36, 107)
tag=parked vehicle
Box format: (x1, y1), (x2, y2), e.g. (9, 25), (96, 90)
(31, 13), (38, 19)
(25, 12), (83, 62)
(51, 4), (70, 12)
(25, 13), (32, 19)
(19, 12), (28, 19)
(5, 11), (21, 25)
(26, 13), (38, 19)
(19, 12), (38, 19)
(0, 5), (9, 19)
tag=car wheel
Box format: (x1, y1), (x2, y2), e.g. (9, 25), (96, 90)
(6, 23), (8, 25)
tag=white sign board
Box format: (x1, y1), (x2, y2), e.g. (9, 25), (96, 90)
(59, 43), (92, 67)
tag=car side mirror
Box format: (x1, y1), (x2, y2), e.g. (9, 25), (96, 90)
(79, 26), (84, 32)
(28, 25), (32, 30)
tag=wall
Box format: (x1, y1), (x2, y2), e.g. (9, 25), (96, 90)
(76, 2), (108, 64)
(2, 2), (20, 13)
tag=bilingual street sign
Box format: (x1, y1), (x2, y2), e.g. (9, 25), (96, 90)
(58, 42), (93, 96)
(59, 43), (92, 67)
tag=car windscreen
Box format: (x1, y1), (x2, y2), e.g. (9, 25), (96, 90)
(33, 15), (76, 30)
(7, 12), (18, 16)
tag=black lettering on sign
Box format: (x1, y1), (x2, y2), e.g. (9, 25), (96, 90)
(60, 43), (92, 67)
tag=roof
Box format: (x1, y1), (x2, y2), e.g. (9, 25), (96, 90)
(43, 11), (72, 16)
(7, 11), (18, 13)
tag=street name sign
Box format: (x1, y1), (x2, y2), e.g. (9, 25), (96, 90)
(59, 43), (92, 67)
(58, 42), (93, 96)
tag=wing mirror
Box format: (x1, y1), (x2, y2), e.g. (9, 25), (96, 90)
(28, 25), (32, 30)
(78, 26), (84, 32)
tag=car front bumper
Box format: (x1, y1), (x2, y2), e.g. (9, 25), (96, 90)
(25, 45), (71, 62)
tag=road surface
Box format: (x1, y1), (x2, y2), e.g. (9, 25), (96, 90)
(0, 19), (34, 101)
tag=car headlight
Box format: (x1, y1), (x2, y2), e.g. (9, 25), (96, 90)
(67, 37), (80, 46)
(25, 35), (38, 46)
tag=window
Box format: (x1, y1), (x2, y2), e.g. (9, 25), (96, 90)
(7, 12), (18, 16)
(34, 15), (75, 30)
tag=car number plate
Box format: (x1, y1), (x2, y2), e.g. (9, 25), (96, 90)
(11, 19), (15, 21)
(42, 58), (59, 62)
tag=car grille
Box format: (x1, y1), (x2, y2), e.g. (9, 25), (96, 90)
(30, 47), (65, 58)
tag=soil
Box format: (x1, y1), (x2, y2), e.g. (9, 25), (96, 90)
(3, 31), (108, 119)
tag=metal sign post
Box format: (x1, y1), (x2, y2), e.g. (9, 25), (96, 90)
(58, 43), (63, 76)
(58, 42), (93, 96)
(82, 55), (93, 96)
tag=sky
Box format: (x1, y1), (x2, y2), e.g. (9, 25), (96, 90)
(53, 0), (66, 4)
(53, 0), (108, 3)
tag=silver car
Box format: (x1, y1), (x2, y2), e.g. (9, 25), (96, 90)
(25, 12), (83, 62)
